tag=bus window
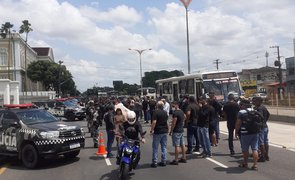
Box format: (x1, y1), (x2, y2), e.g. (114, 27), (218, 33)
(187, 79), (194, 94)
(179, 80), (186, 94)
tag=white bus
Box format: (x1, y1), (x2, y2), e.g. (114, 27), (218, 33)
(155, 70), (243, 102)
(138, 87), (156, 99)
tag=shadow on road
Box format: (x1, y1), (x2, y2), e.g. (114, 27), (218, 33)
(6, 156), (80, 170)
(214, 166), (249, 174)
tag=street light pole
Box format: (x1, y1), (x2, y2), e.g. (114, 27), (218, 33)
(58, 60), (63, 98)
(128, 48), (152, 97)
(180, 0), (192, 74)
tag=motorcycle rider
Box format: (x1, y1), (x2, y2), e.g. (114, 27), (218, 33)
(116, 111), (146, 168)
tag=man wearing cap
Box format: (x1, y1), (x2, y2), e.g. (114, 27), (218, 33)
(253, 96), (270, 162)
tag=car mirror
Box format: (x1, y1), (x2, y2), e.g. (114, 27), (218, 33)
(9, 121), (20, 128)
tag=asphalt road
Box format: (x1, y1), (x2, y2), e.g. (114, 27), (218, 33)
(0, 119), (295, 180)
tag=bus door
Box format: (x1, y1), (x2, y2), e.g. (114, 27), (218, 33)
(195, 80), (203, 101)
(172, 83), (178, 101)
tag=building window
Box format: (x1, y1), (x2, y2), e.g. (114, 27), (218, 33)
(257, 74), (261, 80)
(289, 67), (295, 75)
(0, 48), (8, 66)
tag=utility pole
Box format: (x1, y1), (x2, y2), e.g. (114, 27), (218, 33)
(213, 59), (221, 70)
(270, 45), (283, 100)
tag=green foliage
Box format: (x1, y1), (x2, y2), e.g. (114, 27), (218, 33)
(19, 20), (33, 41)
(142, 70), (184, 88)
(113, 80), (123, 92)
(27, 60), (77, 96)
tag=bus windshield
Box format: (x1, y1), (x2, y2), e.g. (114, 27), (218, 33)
(203, 79), (240, 97)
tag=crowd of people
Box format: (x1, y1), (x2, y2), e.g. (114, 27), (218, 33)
(83, 93), (270, 171)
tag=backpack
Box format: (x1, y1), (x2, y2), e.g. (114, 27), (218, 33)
(243, 109), (264, 134)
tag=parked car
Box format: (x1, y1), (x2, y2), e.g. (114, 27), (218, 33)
(249, 92), (268, 101)
(33, 98), (86, 121)
(0, 104), (85, 168)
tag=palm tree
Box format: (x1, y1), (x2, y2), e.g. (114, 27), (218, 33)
(0, 22), (14, 80)
(19, 20), (33, 96)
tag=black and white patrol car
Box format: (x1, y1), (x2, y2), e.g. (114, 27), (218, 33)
(0, 104), (85, 168)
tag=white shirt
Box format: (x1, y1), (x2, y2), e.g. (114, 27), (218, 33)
(163, 102), (170, 116)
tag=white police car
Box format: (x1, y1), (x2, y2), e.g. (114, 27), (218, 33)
(0, 104), (85, 168)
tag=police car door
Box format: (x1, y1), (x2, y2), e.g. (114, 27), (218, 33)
(0, 111), (19, 152)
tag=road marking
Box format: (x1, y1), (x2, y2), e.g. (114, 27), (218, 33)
(269, 143), (284, 148)
(105, 157), (112, 166)
(193, 152), (228, 168)
(0, 164), (9, 175)
(206, 158), (229, 169)
(288, 148), (295, 152)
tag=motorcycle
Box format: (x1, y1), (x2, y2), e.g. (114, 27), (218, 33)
(117, 132), (146, 180)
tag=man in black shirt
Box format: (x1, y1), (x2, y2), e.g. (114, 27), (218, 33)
(208, 92), (222, 144)
(149, 96), (157, 124)
(186, 96), (200, 154)
(150, 101), (169, 167)
(142, 96), (150, 124)
(104, 105), (115, 158)
(253, 96), (270, 162)
(169, 101), (187, 165)
(197, 96), (214, 157)
(222, 94), (240, 155)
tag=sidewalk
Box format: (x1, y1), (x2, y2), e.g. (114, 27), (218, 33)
(219, 121), (295, 149)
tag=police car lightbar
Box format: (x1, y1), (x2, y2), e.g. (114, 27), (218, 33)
(4, 104), (34, 108)
(55, 98), (68, 101)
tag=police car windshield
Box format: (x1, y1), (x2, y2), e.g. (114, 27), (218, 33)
(16, 110), (58, 125)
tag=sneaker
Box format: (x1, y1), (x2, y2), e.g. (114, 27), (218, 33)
(158, 162), (167, 167)
(265, 156), (270, 161)
(178, 158), (187, 163)
(258, 157), (266, 162)
(169, 160), (178, 165)
(107, 153), (114, 158)
(150, 163), (157, 168)
(201, 154), (208, 158)
(193, 148), (200, 152)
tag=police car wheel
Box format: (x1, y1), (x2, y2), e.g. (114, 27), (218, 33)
(64, 150), (80, 159)
(21, 144), (39, 169)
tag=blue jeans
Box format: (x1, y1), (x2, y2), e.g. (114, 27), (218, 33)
(197, 127), (211, 156)
(106, 130), (115, 155)
(259, 127), (269, 146)
(144, 110), (151, 122)
(187, 124), (199, 151)
(152, 133), (167, 164)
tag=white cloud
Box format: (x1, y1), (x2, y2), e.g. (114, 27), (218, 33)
(80, 5), (142, 27)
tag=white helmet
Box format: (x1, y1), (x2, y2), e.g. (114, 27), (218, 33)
(127, 111), (136, 125)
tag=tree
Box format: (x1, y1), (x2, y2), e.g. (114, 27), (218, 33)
(27, 60), (77, 96)
(0, 22), (14, 80)
(19, 20), (33, 94)
(113, 80), (123, 92)
(142, 70), (184, 88)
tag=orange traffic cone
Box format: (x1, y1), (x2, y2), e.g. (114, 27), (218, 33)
(96, 132), (108, 156)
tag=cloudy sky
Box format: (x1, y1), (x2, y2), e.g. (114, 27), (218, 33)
(1, 0), (295, 92)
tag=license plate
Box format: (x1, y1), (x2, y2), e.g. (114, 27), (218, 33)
(70, 143), (80, 149)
